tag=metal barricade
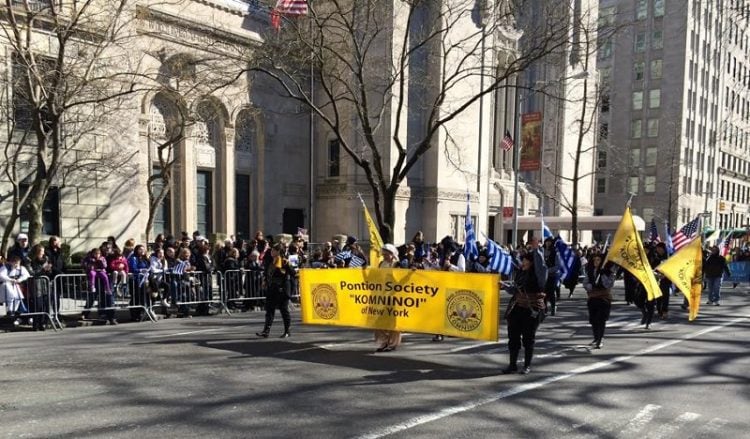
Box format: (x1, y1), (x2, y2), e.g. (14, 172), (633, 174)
(54, 272), (155, 324)
(219, 268), (266, 311)
(161, 270), (229, 317)
(7, 277), (61, 331)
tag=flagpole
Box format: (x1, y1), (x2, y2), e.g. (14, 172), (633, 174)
(308, 3), (315, 243)
(511, 82), (521, 249)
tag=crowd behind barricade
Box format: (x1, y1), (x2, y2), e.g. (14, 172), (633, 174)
(1, 226), (748, 364)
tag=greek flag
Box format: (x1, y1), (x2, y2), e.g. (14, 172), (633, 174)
(664, 221), (674, 255)
(485, 237), (514, 275)
(464, 194), (479, 261)
(335, 250), (366, 268)
(554, 237), (576, 282)
(541, 212), (553, 240)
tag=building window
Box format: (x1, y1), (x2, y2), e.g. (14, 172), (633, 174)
(652, 30), (663, 50)
(196, 170), (213, 236)
(599, 123), (609, 140)
(634, 62), (645, 80)
(150, 169), (171, 237)
(647, 119), (659, 137)
(18, 185), (60, 236)
(235, 110), (256, 152)
(631, 148), (641, 166)
(599, 67), (611, 84)
(631, 120), (642, 138)
(600, 39), (613, 59)
(598, 150), (608, 168)
(328, 139), (341, 177)
(643, 208), (655, 221)
(597, 178), (607, 193)
(450, 214), (477, 241)
(633, 91), (644, 110)
(654, 0), (665, 17)
(636, 0), (648, 19)
(601, 93), (610, 112)
(649, 89), (661, 108)
(635, 32), (647, 52)
(645, 147), (658, 166)
(235, 174), (251, 240)
(598, 6), (617, 28)
(645, 176), (656, 193)
(628, 176), (640, 193)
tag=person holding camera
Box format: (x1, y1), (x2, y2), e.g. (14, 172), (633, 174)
(582, 253), (615, 349)
(256, 244), (296, 338)
(502, 240), (547, 375)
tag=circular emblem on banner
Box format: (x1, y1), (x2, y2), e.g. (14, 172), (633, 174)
(447, 290), (482, 332)
(312, 284), (338, 320)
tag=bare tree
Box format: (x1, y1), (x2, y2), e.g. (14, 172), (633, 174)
(246, 0), (582, 242)
(0, 0), (148, 246)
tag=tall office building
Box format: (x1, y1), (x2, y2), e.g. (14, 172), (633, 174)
(595, 0), (749, 234)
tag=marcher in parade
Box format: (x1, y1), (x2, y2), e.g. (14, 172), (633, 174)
(374, 243), (402, 352)
(502, 241), (547, 375)
(704, 246), (731, 306)
(650, 242), (672, 319)
(542, 237), (560, 316)
(256, 244), (295, 338)
(583, 253), (615, 349)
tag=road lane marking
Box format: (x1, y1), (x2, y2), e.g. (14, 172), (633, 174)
(146, 329), (222, 338)
(354, 316), (749, 439)
(650, 412), (701, 438)
(621, 404), (662, 434)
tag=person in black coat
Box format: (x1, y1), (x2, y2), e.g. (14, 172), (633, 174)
(502, 248), (547, 375)
(704, 246), (731, 305)
(256, 244), (296, 338)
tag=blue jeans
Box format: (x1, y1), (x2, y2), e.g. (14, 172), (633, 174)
(705, 276), (722, 303)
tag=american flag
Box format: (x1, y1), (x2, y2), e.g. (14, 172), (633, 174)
(271, 0), (308, 30)
(501, 131), (514, 151)
(485, 237), (514, 275)
(649, 218), (661, 243)
(671, 216), (701, 252)
(719, 232), (732, 257)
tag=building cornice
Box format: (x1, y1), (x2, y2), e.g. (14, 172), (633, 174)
(135, 5), (261, 56)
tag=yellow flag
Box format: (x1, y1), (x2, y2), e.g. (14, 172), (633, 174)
(604, 206), (662, 301)
(656, 237), (703, 320)
(363, 203), (384, 265)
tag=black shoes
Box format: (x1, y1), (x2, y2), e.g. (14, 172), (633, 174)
(501, 365), (518, 374)
(432, 335), (444, 342)
(256, 331), (269, 338)
(519, 366), (531, 375)
(280, 332), (290, 338)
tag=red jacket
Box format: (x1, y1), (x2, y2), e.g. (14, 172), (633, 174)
(108, 256), (129, 273)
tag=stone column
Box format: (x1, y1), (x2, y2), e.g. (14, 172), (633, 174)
(222, 126), (236, 237)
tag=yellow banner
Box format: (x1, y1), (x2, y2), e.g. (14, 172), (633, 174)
(605, 206), (662, 301)
(656, 237), (703, 320)
(299, 268), (500, 341)
(363, 204), (384, 265)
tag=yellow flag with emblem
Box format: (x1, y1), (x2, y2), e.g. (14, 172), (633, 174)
(362, 203), (384, 265)
(604, 206), (662, 301)
(656, 236), (703, 320)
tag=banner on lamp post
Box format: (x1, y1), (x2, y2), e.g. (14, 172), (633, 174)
(520, 112), (542, 171)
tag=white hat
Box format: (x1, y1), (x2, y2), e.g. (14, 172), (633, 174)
(16, 233), (28, 241)
(381, 243), (398, 256)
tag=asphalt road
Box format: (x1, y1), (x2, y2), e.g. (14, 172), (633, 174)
(2, 283), (749, 439)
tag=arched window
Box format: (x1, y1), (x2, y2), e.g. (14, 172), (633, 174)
(235, 109), (256, 153)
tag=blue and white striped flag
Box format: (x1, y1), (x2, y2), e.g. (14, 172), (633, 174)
(540, 211), (553, 240)
(349, 254), (367, 267)
(664, 221), (674, 255)
(554, 237), (576, 282)
(485, 236), (514, 275)
(464, 194), (479, 261)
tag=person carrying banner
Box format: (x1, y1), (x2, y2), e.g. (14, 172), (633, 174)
(704, 246), (731, 306)
(502, 243), (547, 375)
(583, 254), (615, 349)
(650, 243), (672, 319)
(375, 244), (401, 352)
